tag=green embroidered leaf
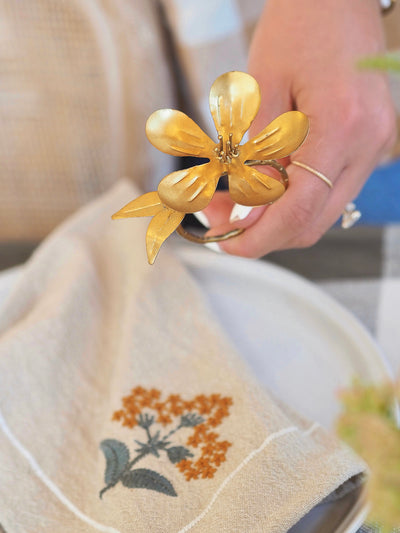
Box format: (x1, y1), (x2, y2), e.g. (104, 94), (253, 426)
(100, 439), (130, 485)
(166, 446), (194, 464)
(122, 468), (177, 497)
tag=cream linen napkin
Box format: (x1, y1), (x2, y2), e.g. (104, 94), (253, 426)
(0, 180), (366, 533)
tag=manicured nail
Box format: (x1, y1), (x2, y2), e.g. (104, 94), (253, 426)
(193, 211), (210, 228)
(229, 203), (253, 223)
(204, 242), (222, 253)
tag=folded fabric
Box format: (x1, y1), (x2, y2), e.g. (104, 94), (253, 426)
(0, 180), (366, 532)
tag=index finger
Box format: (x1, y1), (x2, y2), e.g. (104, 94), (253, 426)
(214, 133), (348, 257)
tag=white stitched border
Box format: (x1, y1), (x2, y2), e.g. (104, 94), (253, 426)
(0, 402), (321, 533)
(303, 421), (320, 436)
(0, 409), (121, 533)
(177, 425), (299, 533)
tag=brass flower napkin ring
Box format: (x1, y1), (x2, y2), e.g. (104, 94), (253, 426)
(112, 71), (309, 264)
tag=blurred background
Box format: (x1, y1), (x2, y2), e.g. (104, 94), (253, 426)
(0, 0), (399, 273)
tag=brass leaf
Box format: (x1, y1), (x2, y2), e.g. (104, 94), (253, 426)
(146, 208), (185, 264)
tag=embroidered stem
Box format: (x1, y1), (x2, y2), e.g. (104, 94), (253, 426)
(99, 484), (114, 499)
(162, 423), (183, 442)
(99, 451), (148, 498)
(126, 451), (148, 472)
(145, 426), (152, 442)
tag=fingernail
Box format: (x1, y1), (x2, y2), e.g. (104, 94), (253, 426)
(229, 203), (253, 223)
(193, 211), (210, 228)
(204, 242), (222, 253)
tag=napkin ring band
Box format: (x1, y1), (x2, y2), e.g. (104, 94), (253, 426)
(178, 159), (289, 244)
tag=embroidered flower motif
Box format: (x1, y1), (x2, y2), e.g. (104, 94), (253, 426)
(99, 387), (233, 498)
(112, 71), (309, 264)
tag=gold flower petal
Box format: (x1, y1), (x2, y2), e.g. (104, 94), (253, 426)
(111, 191), (163, 219)
(209, 71), (260, 146)
(158, 161), (222, 213)
(146, 209), (185, 265)
(228, 160), (286, 206)
(242, 111), (309, 161)
(146, 109), (216, 158)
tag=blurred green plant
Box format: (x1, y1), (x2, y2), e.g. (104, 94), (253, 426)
(358, 54), (400, 73)
(336, 379), (400, 532)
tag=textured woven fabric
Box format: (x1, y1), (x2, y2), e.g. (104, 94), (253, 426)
(0, 180), (366, 532)
(0, 0), (176, 241)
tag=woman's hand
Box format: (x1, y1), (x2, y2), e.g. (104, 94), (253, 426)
(203, 0), (397, 257)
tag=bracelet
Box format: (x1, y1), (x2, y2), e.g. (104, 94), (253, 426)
(380, 0), (396, 13)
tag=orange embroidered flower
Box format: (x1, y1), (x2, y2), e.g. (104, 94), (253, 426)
(158, 413), (173, 425)
(204, 431), (219, 443)
(154, 401), (166, 412)
(110, 387), (233, 485)
(212, 454), (227, 467)
(201, 443), (216, 456)
(149, 389), (161, 400)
